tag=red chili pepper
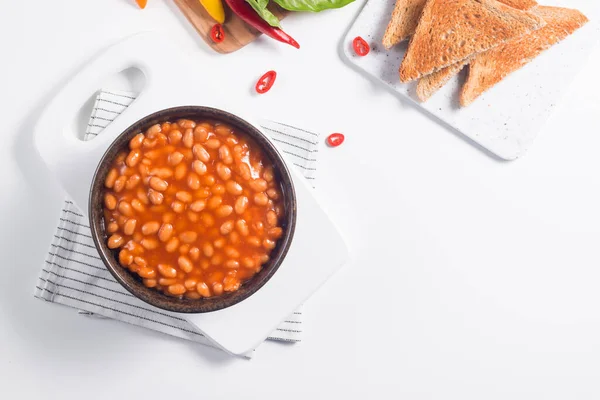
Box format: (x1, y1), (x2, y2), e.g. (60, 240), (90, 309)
(256, 70), (277, 94)
(352, 36), (370, 56)
(223, 0), (300, 49)
(327, 133), (345, 147)
(210, 24), (225, 43)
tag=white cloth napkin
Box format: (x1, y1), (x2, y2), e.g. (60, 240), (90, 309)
(34, 89), (320, 354)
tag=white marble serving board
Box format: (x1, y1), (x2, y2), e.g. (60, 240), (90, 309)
(343, 0), (600, 160)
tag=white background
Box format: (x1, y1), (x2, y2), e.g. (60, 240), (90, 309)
(1, 0), (600, 398)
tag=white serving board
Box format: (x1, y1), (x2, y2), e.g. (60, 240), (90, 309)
(343, 0), (600, 160)
(33, 32), (348, 356)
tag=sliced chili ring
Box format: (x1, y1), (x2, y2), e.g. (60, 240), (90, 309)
(352, 36), (370, 57)
(255, 70), (277, 94)
(210, 24), (225, 44)
(327, 133), (345, 148)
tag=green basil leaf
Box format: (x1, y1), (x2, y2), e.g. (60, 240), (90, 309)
(272, 0), (355, 12)
(245, 0), (282, 28)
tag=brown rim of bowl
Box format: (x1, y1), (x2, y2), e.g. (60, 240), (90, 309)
(89, 106), (297, 313)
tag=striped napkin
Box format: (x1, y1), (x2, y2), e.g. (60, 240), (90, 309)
(34, 90), (320, 355)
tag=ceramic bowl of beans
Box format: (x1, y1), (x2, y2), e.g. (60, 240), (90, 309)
(89, 106), (296, 313)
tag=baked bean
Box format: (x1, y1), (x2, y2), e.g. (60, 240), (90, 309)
(234, 196), (249, 214)
(192, 144), (210, 163)
(138, 268), (156, 279)
(258, 254), (270, 265)
(213, 237), (226, 249)
(130, 133), (145, 150)
(178, 119), (196, 129)
(114, 175), (127, 193)
(119, 249), (134, 266)
(147, 124), (162, 137)
(165, 237), (179, 253)
(148, 189), (164, 205)
(149, 176), (168, 192)
(189, 247), (200, 261)
(174, 191), (191, 203)
(189, 200), (206, 213)
(202, 175), (216, 187)
(224, 246), (240, 258)
(197, 282), (211, 297)
(187, 211), (199, 222)
(185, 291), (201, 299)
(226, 180), (243, 195)
(158, 223), (174, 242)
(212, 184), (226, 195)
(211, 254), (223, 266)
(219, 145), (233, 164)
(150, 168), (173, 179)
(126, 149), (141, 167)
(133, 232), (143, 242)
(220, 220), (234, 235)
(187, 173), (200, 190)
(158, 278), (177, 286)
(184, 278), (198, 290)
(138, 163), (150, 178)
(161, 122), (172, 131)
(174, 163), (187, 180)
(268, 227), (283, 239)
(266, 188), (279, 200)
(131, 199), (145, 213)
(236, 163), (252, 181)
(124, 240), (144, 255)
(263, 239), (276, 250)
(253, 221), (265, 234)
(207, 196), (222, 210)
(215, 124), (231, 136)
(215, 205), (233, 218)
(200, 259), (210, 270)
(274, 204), (284, 217)
(194, 125), (209, 142)
(223, 276), (241, 291)
(169, 152), (184, 166)
(104, 193), (117, 210)
(205, 138), (221, 149)
(224, 260), (240, 269)
(179, 231), (198, 243)
(242, 257), (255, 269)
(142, 138), (157, 149)
(247, 236), (261, 247)
(202, 242), (214, 257)
(123, 219), (137, 235)
(136, 189), (150, 205)
(266, 210), (278, 227)
(141, 238), (159, 250)
(249, 178), (268, 192)
(200, 212), (215, 227)
(141, 221), (160, 235)
(108, 234), (124, 249)
(254, 192), (269, 206)
(158, 264), (177, 278)
(118, 201), (134, 217)
(183, 129), (194, 148)
(134, 256), (147, 268)
(216, 163), (231, 180)
(126, 174), (141, 190)
(178, 256), (194, 273)
(213, 283), (224, 296)
(144, 278), (157, 288)
(225, 137), (238, 147)
(107, 222), (119, 233)
(144, 150), (160, 160)
(236, 219), (249, 236)
(263, 167), (274, 182)
(168, 129), (183, 145)
(229, 231), (240, 245)
(105, 169), (119, 188)
(171, 201), (185, 213)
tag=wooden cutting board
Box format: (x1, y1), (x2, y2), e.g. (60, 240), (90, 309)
(173, 0), (289, 53)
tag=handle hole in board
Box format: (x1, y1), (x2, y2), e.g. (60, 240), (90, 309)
(70, 67), (147, 142)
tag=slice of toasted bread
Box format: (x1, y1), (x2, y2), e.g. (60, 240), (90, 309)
(382, 0), (427, 49)
(461, 6), (589, 106)
(383, 0), (538, 51)
(399, 0), (545, 83)
(416, 58), (471, 101)
(414, 0), (538, 101)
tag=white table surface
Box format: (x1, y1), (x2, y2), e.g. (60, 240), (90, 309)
(1, 1), (600, 398)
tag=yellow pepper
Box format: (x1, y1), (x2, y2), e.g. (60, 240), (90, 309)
(200, 0), (225, 24)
